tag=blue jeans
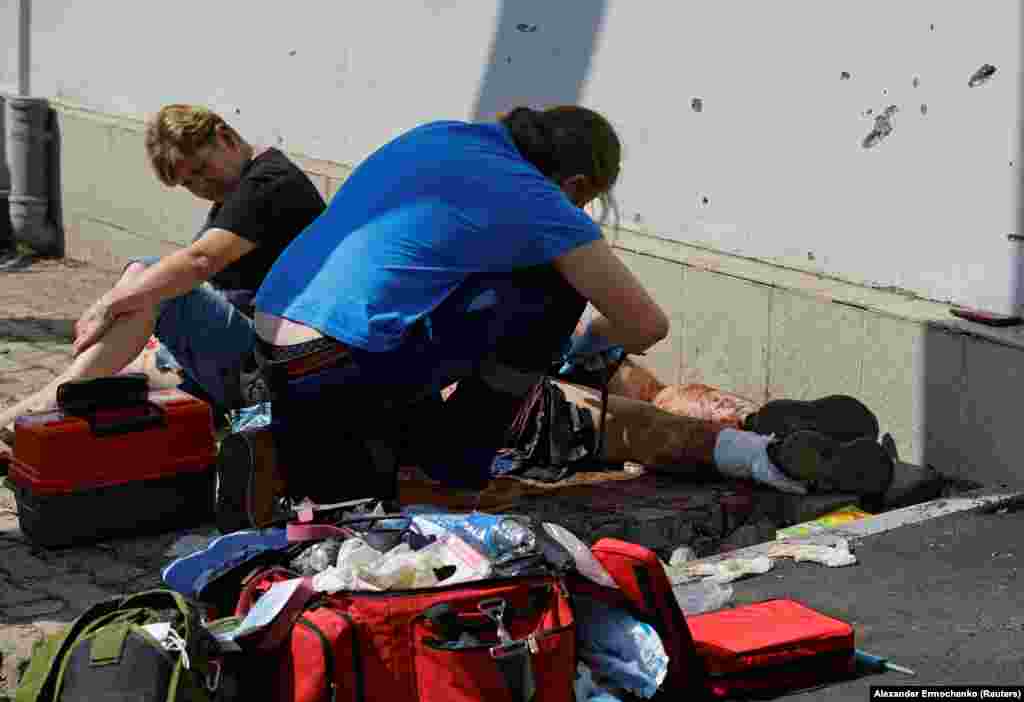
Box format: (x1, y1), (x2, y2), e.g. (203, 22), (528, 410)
(128, 257), (256, 412)
(267, 269), (586, 493)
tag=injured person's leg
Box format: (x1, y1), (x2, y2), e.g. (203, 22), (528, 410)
(556, 380), (894, 497)
(607, 359), (881, 442)
(557, 381), (806, 494)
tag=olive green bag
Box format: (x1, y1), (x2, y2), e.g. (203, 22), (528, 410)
(15, 589), (230, 702)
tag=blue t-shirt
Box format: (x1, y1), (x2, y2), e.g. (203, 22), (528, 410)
(254, 121), (602, 352)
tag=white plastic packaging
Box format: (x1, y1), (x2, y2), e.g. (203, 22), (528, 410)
(356, 542), (441, 590)
(542, 522), (619, 589)
(689, 556), (775, 583)
(669, 546), (696, 566)
(766, 539), (857, 567)
(312, 538), (386, 593)
(672, 580), (734, 615)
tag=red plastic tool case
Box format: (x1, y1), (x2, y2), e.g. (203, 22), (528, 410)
(686, 598), (855, 698)
(8, 388), (217, 548)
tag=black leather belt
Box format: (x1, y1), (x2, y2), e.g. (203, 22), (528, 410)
(257, 337), (352, 378)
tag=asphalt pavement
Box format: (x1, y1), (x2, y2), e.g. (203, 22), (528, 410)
(725, 498), (1024, 698)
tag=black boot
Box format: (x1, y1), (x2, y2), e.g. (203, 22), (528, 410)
(743, 395), (880, 443)
(767, 429), (894, 497)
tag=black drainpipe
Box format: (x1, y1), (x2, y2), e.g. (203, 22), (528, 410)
(0, 95), (12, 250)
(6, 0), (60, 255)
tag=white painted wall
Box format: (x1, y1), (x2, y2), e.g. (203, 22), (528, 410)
(13, 0), (1024, 312)
(0, 3), (18, 94)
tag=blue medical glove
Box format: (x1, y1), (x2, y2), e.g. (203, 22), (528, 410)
(556, 324), (625, 380)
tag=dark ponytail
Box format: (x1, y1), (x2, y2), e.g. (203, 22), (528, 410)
(501, 107), (561, 179)
(500, 105), (621, 222)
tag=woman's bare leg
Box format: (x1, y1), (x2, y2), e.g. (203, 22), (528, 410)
(0, 310), (156, 429)
(0, 265), (157, 430)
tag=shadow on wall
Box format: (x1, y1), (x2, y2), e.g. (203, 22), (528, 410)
(472, 0), (609, 121)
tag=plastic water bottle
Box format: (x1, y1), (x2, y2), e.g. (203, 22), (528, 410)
(412, 513), (536, 564)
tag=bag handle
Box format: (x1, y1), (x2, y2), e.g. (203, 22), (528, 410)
(119, 589), (193, 625)
(56, 373), (149, 413)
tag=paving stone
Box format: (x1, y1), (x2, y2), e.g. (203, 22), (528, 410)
(0, 490), (24, 544)
(0, 625), (44, 696)
(34, 547), (113, 572)
(0, 544), (67, 580)
(621, 507), (696, 553)
(92, 562), (148, 586)
(29, 575), (113, 617)
(4, 599), (66, 620)
(32, 621), (66, 639)
(29, 548), (148, 586)
(109, 533), (179, 564)
(0, 575), (44, 608)
(0, 490), (17, 513)
(0, 342), (37, 357)
(128, 572), (166, 591)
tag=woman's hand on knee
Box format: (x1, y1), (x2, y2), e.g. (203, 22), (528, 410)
(73, 296), (118, 356)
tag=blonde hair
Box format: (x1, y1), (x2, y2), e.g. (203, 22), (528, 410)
(144, 104), (242, 186)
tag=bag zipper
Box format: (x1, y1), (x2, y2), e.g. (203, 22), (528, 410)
(422, 621), (573, 652)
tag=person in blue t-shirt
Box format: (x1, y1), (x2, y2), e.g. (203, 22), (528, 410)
(217, 106), (665, 514)
(214, 106), (887, 531)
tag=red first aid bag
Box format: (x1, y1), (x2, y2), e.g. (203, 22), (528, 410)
(568, 537), (708, 697)
(235, 564), (576, 702)
(686, 598), (856, 698)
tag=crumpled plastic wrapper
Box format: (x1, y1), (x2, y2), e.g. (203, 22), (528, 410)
(766, 539), (857, 567)
(686, 556), (774, 583)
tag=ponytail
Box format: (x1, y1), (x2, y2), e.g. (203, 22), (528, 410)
(500, 105), (621, 224)
(501, 107), (561, 179)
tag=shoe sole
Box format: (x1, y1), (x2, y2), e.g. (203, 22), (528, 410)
(745, 395), (880, 443)
(215, 429), (286, 534)
(771, 430), (894, 496)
